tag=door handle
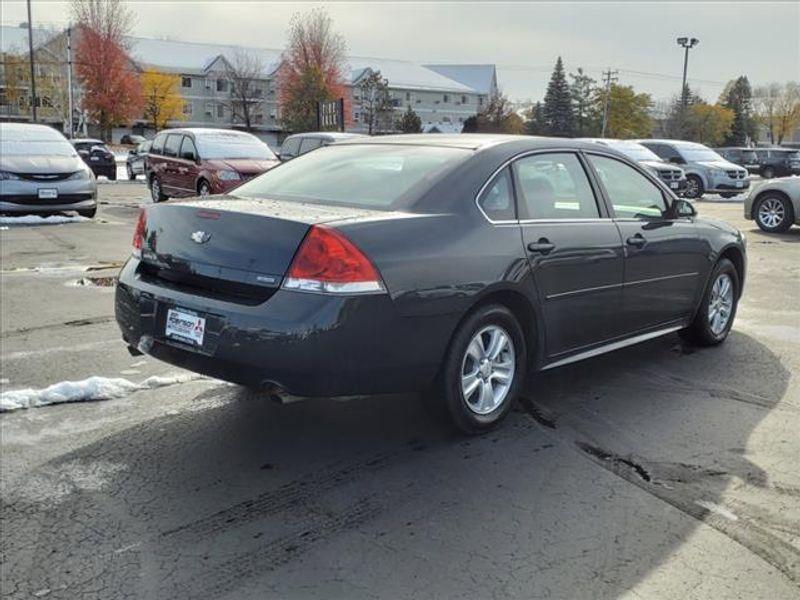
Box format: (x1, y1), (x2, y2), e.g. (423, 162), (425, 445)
(527, 239), (555, 255)
(626, 234), (647, 248)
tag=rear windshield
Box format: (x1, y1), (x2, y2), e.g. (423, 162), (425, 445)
(233, 144), (471, 209)
(194, 133), (276, 160)
(1, 140), (77, 157)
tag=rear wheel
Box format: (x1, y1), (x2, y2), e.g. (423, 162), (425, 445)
(682, 258), (739, 346)
(127, 164), (135, 180)
(755, 194), (793, 233)
(684, 175), (704, 199)
(433, 304), (526, 434)
(150, 176), (167, 202)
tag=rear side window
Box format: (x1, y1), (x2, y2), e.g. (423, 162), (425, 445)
(299, 137), (323, 155)
(163, 134), (182, 158)
(234, 144), (470, 209)
(151, 133), (166, 154)
(478, 167), (515, 221)
(281, 137), (301, 157)
(513, 153), (600, 220)
(588, 154), (667, 219)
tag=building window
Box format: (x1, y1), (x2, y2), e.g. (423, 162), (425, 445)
(205, 102), (213, 117)
(216, 79), (228, 93)
(461, 95), (467, 104)
(479, 96), (485, 107)
(183, 102), (192, 116)
(443, 94), (449, 103)
(181, 76), (192, 89)
(253, 87), (263, 98)
(405, 91), (411, 101)
(217, 104), (225, 118)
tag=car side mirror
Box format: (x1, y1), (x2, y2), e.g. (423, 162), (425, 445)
(671, 198), (697, 218)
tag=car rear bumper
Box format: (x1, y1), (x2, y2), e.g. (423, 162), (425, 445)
(115, 258), (453, 396)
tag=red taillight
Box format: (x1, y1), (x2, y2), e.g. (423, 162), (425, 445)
(283, 225), (385, 294)
(132, 209), (147, 257)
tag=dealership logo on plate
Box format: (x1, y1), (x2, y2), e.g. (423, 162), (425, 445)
(190, 231), (212, 244)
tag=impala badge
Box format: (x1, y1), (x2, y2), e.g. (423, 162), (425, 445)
(191, 230), (211, 244)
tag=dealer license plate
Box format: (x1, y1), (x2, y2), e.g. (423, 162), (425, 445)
(736, 181), (743, 188)
(165, 308), (206, 346)
(669, 182), (679, 189)
(38, 188), (58, 199)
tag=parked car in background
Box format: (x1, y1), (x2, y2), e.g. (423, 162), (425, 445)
(120, 134), (147, 146)
(637, 139), (749, 199)
(147, 128), (279, 202)
(715, 147), (761, 175)
(278, 132), (365, 161)
(753, 148), (800, 179)
(581, 138), (687, 195)
(117, 135), (746, 434)
(745, 176), (800, 233)
(0, 123), (97, 218)
(72, 138), (117, 180)
(126, 140), (152, 180)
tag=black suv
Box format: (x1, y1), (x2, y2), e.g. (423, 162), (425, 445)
(72, 138), (117, 180)
(753, 148), (800, 179)
(715, 147), (761, 175)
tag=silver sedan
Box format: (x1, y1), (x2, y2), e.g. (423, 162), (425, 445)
(0, 123), (97, 218)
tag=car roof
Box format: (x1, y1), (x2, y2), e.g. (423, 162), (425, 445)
(72, 138), (105, 144)
(158, 127), (259, 139)
(637, 139), (711, 149)
(337, 133), (614, 153)
(0, 123), (66, 141)
(284, 132), (366, 141)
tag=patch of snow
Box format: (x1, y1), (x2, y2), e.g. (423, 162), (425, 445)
(695, 500), (738, 521)
(0, 372), (205, 412)
(0, 226), (9, 231)
(0, 378), (9, 385)
(0, 215), (89, 226)
(120, 369), (140, 375)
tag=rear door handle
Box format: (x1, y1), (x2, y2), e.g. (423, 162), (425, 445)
(626, 234), (647, 248)
(527, 239), (555, 255)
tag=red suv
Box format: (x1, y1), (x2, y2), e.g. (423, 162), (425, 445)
(146, 128), (279, 202)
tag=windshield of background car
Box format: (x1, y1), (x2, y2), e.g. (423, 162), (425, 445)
(234, 144), (471, 209)
(741, 150), (758, 161)
(614, 143), (662, 162)
(680, 146), (725, 162)
(194, 133), (276, 160)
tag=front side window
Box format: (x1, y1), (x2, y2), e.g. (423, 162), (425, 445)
(478, 167), (515, 221)
(181, 76), (192, 88)
(151, 133), (166, 154)
(513, 153), (600, 220)
(235, 144), (470, 209)
(180, 137), (197, 161)
(163, 134), (182, 158)
(588, 154), (667, 219)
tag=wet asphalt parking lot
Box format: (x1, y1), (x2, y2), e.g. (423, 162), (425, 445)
(1, 179), (798, 599)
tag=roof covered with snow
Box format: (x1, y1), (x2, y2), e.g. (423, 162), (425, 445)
(349, 58), (475, 93)
(1, 25), (50, 53)
(424, 64), (498, 95)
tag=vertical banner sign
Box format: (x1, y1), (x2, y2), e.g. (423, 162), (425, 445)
(317, 98), (345, 132)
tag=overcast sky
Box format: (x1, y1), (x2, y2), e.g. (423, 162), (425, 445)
(3, 1), (798, 102)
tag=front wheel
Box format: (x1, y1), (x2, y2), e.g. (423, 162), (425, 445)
(150, 176), (167, 202)
(198, 180), (211, 197)
(682, 258), (739, 346)
(755, 194), (793, 233)
(434, 304), (526, 434)
(684, 175), (704, 199)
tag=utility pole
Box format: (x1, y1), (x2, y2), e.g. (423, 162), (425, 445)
(677, 37), (699, 106)
(66, 26), (74, 138)
(26, 0), (38, 122)
(600, 68), (618, 138)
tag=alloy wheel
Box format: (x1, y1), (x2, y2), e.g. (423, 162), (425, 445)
(708, 273), (734, 336)
(757, 198), (785, 230)
(199, 183), (210, 196)
(151, 178), (160, 202)
(460, 325), (516, 415)
(685, 177), (700, 199)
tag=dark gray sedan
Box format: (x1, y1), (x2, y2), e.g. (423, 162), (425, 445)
(115, 135), (746, 433)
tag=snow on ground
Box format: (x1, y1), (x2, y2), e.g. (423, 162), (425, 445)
(0, 215), (90, 226)
(0, 373), (207, 412)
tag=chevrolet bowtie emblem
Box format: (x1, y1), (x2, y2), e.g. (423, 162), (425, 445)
(191, 231), (211, 244)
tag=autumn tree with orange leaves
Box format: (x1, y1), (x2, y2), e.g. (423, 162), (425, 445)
(278, 8), (350, 132)
(71, 0), (142, 140)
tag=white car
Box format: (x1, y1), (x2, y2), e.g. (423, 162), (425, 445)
(745, 176), (800, 233)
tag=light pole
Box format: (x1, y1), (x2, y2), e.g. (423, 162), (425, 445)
(26, 0), (38, 122)
(677, 36), (699, 106)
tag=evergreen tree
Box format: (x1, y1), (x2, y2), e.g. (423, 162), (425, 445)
(524, 102), (547, 135)
(720, 76), (757, 145)
(542, 57), (575, 137)
(569, 68), (598, 136)
(397, 105), (422, 133)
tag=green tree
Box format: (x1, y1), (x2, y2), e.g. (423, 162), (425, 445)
(471, 94), (523, 133)
(663, 84), (704, 138)
(569, 67), (598, 136)
(543, 57), (574, 136)
(524, 101), (547, 135)
(593, 84), (652, 138)
(720, 76), (757, 145)
(396, 105), (422, 133)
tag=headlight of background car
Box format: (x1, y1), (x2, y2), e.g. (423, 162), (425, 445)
(217, 170), (241, 181)
(67, 169), (93, 181)
(0, 171), (21, 181)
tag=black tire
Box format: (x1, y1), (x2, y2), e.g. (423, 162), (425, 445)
(762, 166), (775, 180)
(432, 304), (527, 434)
(682, 258), (739, 347)
(684, 174), (704, 199)
(754, 193), (793, 233)
(127, 164), (135, 180)
(108, 170), (117, 181)
(198, 180), (211, 197)
(150, 176), (167, 202)
(77, 207), (97, 219)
